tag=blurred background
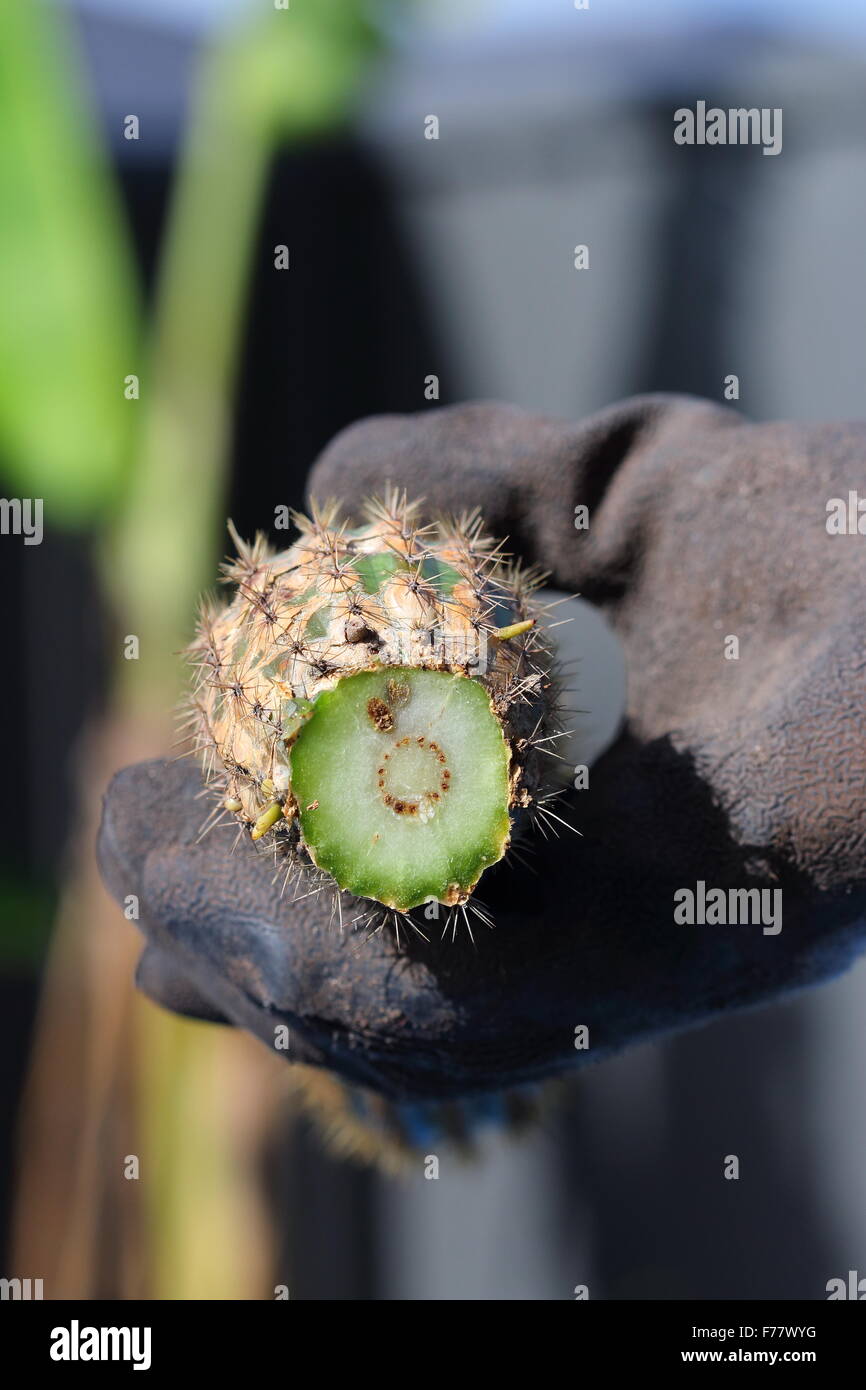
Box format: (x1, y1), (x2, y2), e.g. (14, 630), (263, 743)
(2, 0), (866, 1300)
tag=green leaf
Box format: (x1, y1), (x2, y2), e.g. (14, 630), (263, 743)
(222, 0), (380, 144)
(0, 0), (140, 525)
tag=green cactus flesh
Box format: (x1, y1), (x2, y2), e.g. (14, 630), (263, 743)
(290, 667), (512, 911)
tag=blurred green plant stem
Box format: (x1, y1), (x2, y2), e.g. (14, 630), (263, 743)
(113, 0), (379, 705)
(0, 0), (139, 520)
(11, 0), (381, 1299)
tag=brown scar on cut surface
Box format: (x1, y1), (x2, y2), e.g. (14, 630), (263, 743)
(366, 696), (394, 732)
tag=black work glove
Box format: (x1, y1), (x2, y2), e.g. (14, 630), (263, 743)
(98, 395), (866, 1101)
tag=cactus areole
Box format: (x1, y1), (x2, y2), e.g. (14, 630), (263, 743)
(185, 492), (562, 914)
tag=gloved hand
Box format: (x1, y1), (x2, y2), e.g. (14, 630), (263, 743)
(97, 394), (866, 1102)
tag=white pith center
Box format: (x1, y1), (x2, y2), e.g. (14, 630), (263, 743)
(376, 734), (451, 824)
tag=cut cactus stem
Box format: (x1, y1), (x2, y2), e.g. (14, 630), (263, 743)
(184, 489), (566, 919)
(290, 667), (512, 911)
